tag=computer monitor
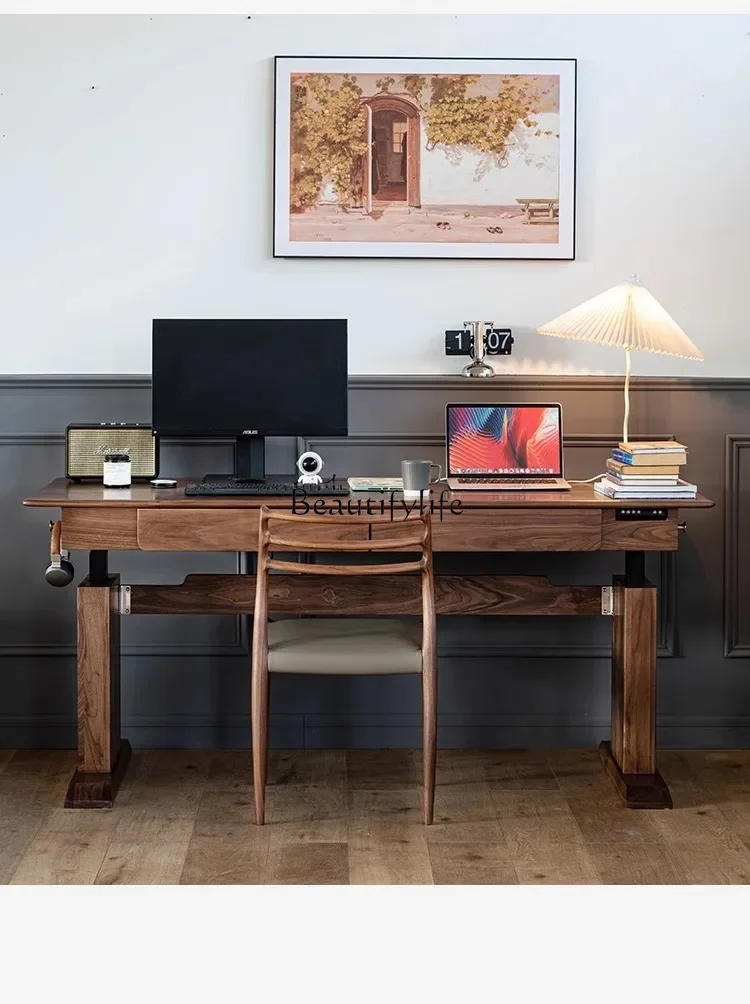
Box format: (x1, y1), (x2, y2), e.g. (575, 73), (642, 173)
(152, 319), (348, 481)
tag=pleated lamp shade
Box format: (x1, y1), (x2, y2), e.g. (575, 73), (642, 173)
(537, 277), (703, 443)
(537, 277), (703, 360)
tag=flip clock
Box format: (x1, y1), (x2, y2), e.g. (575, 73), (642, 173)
(445, 321), (514, 377)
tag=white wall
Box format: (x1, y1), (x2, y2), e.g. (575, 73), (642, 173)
(1, 13), (749, 376)
(420, 114), (560, 206)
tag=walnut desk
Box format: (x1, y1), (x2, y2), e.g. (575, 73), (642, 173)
(23, 480), (713, 811)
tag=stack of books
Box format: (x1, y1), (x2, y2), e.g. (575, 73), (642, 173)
(594, 441), (698, 499)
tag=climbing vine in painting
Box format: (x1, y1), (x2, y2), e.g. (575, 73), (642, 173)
(290, 74), (367, 210)
(405, 74), (555, 173)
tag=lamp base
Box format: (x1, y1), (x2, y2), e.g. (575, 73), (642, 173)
(462, 360), (495, 378)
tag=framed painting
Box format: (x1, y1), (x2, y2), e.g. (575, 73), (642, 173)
(273, 56), (577, 260)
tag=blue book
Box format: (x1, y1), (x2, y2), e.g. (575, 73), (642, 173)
(611, 449), (637, 465)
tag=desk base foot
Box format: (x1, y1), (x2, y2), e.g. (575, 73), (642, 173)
(599, 741), (672, 809)
(64, 740), (132, 809)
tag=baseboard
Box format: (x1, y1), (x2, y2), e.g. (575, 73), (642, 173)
(2, 713), (749, 750)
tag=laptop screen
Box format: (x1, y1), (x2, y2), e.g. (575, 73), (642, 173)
(447, 404), (563, 477)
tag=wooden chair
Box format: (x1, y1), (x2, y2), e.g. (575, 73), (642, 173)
(251, 506), (436, 825)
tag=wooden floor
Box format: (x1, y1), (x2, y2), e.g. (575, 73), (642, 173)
(2, 748), (750, 884)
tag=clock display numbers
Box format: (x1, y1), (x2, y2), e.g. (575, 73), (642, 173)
(445, 328), (513, 356)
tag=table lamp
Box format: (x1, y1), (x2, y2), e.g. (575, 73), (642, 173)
(537, 276), (703, 443)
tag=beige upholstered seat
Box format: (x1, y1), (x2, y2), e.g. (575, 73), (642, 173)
(267, 618), (422, 675)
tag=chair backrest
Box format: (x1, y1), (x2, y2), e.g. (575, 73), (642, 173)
(252, 506), (435, 667)
(257, 506), (433, 577)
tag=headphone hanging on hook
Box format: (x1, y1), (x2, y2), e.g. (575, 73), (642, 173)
(45, 520), (75, 587)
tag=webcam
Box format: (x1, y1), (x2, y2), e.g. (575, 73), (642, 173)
(297, 450), (324, 486)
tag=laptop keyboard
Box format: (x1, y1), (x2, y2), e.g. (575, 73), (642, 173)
(456, 477), (555, 485)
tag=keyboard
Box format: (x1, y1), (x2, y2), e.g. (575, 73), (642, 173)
(456, 477), (553, 486)
(184, 479), (350, 497)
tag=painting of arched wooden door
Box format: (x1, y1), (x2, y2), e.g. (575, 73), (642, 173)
(361, 95), (421, 212)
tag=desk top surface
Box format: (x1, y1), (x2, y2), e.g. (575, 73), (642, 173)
(24, 479), (714, 510)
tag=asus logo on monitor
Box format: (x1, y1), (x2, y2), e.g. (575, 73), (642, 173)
(241, 430), (259, 435)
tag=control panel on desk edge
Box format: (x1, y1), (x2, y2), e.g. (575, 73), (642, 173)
(615, 508), (669, 521)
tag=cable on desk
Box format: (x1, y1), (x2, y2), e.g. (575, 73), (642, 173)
(569, 473), (605, 484)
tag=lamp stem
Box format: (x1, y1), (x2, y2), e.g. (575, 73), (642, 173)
(623, 347), (632, 445)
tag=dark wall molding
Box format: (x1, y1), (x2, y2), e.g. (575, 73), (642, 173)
(2, 373), (750, 392)
(304, 432), (673, 449)
(350, 375), (750, 392)
(0, 433), (236, 448)
(724, 434), (750, 657)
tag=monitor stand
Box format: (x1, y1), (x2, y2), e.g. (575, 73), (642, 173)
(233, 435), (266, 482)
(201, 435), (282, 485)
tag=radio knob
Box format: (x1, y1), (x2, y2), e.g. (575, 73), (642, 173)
(678, 522), (687, 533)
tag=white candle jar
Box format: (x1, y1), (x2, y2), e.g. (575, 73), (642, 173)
(103, 452), (132, 487)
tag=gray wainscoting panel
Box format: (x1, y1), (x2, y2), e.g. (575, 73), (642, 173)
(725, 434), (750, 658)
(1, 374), (749, 749)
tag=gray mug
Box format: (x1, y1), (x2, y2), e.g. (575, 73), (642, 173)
(401, 459), (442, 497)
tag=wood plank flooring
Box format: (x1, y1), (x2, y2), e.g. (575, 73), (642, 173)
(1, 748), (750, 884)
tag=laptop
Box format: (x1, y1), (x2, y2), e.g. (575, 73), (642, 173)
(446, 403), (570, 491)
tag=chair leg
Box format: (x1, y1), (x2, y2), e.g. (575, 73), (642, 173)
(264, 677), (270, 786)
(251, 662), (269, 825)
(422, 664), (437, 825)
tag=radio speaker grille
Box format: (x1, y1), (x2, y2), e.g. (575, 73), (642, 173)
(65, 424), (159, 480)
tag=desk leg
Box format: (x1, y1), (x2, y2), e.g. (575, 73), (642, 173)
(599, 571), (672, 809)
(64, 572), (131, 808)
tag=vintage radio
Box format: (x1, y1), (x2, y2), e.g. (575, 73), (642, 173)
(65, 423), (159, 481)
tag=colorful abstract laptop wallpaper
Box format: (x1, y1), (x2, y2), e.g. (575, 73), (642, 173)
(447, 405), (562, 475)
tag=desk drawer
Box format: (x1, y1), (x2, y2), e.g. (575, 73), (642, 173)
(373, 509), (602, 551)
(63, 508), (138, 549)
(137, 509), (260, 551)
(136, 509), (371, 551)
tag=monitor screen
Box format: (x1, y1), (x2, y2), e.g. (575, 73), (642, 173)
(447, 404), (563, 476)
(152, 319), (348, 438)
